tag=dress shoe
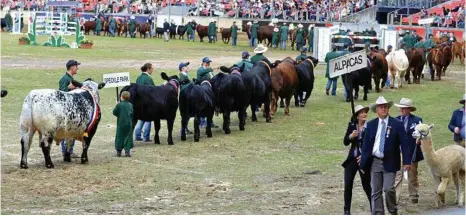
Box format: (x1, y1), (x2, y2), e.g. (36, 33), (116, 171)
(344, 210), (350, 215)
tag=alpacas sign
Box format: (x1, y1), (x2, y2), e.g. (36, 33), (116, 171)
(329, 50), (368, 78)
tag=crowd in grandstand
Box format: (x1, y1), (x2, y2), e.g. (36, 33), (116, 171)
(1, 0), (377, 22)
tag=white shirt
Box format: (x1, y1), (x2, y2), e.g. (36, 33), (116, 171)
(373, 117), (389, 158)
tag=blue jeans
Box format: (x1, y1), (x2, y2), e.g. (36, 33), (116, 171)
(135, 120), (151, 141)
(326, 78), (338, 95)
(385, 74), (390, 87)
(232, 37), (237, 46)
(280, 40), (287, 49)
(5, 24), (11, 32)
(200, 117), (215, 127)
(130, 31), (135, 38)
(250, 37), (257, 47)
(109, 27), (115, 37)
(61, 139), (75, 154)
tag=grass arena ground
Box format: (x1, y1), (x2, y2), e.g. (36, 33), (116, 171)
(1, 32), (465, 214)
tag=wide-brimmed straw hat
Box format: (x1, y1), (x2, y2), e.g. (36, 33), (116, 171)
(369, 96), (393, 113)
(298, 24), (303, 28)
(130, 15), (135, 19)
(394, 98), (417, 112)
(460, 94), (466, 104)
(273, 27), (279, 32)
(254, 44), (268, 54)
(354, 105), (369, 116)
(253, 20), (258, 24)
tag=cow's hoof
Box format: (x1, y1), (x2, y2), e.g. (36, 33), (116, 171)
(64, 157), (72, 162)
(46, 163), (55, 169)
(295, 103), (299, 107)
(181, 136), (186, 141)
(266, 118), (272, 123)
(154, 139), (160, 144)
(20, 163), (28, 169)
(251, 117), (257, 122)
(300, 104), (305, 107)
(363, 96), (368, 101)
(280, 104), (285, 108)
(81, 158), (88, 164)
(239, 126), (245, 131)
(194, 138), (200, 142)
(224, 129), (231, 134)
(207, 133), (213, 138)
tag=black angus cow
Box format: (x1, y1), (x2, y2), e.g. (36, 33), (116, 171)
(179, 79), (215, 142)
(1, 89), (7, 98)
(209, 68), (248, 134)
(341, 58), (372, 102)
(221, 60), (277, 123)
(155, 27), (164, 38)
(292, 56), (318, 107)
(121, 72), (180, 145)
(1, 18), (6, 31)
(176, 25), (187, 39)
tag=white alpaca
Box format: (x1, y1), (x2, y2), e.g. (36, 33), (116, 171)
(412, 123), (466, 207)
(386, 49), (409, 89)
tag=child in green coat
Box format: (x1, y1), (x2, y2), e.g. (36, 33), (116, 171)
(113, 91), (134, 157)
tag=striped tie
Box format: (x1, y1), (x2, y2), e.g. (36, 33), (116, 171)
(403, 116), (408, 132)
(379, 121), (386, 154)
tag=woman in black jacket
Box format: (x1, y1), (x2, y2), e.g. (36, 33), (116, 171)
(342, 105), (372, 215)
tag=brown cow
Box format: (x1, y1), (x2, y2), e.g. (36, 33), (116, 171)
(137, 23), (152, 38)
(82, 21), (96, 35)
(441, 45), (452, 76)
(405, 48), (425, 84)
(451, 41), (465, 65)
(269, 57), (298, 117)
(427, 47), (445, 81)
(196, 24), (209, 42)
(369, 52), (388, 92)
(220, 27), (231, 44)
(258, 26), (274, 47)
(242, 23), (251, 40)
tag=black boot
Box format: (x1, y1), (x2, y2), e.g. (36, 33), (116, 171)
(116, 151), (122, 157)
(125, 150), (131, 157)
(344, 209), (350, 215)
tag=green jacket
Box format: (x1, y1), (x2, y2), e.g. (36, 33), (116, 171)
(250, 53), (268, 65)
(272, 31), (279, 45)
(414, 41), (425, 49)
(135, 73), (155, 86)
(402, 34), (415, 49)
(186, 22), (194, 34)
(369, 30), (377, 36)
(449, 36), (457, 43)
(231, 24), (238, 38)
(129, 19), (136, 32)
(208, 22), (216, 36)
(251, 23), (259, 38)
(235, 59), (254, 71)
(340, 50), (350, 56)
(113, 100), (134, 152)
(295, 28), (305, 43)
(197, 67), (214, 82)
(96, 18), (103, 31)
(325, 51), (340, 79)
(179, 71), (192, 91)
(280, 26), (288, 40)
(109, 18), (117, 28)
(4, 13), (12, 25)
(296, 53), (307, 62)
(424, 39), (435, 49)
(58, 72), (74, 92)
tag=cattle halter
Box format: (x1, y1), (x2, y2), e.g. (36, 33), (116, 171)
(168, 80), (179, 93)
(231, 70), (241, 76)
(259, 61), (272, 76)
(305, 58), (315, 68)
(201, 80), (212, 88)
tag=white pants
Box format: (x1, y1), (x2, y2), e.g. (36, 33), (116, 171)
(164, 32), (169, 41)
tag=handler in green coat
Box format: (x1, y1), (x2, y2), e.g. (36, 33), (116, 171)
(59, 60), (82, 157)
(4, 11), (12, 32)
(413, 40), (425, 49)
(402, 31), (415, 49)
(272, 27), (279, 48)
(308, 25), (314, 53)
(208, 19), (216, 43)
(295, 24), (305, 51)
(235, 52), (254, 71)
(134, 63), (155, 142)
(296, 47), (308, 62)
(231, 21), (238, 47)
(109, 15), (117, 37)
(113, 91), (134, 157)
(186, 20), (195, 41)
(424, 34), (435, 49)
(128, 15), (137, 38)
(449, 32), (457, 43)
(250, 44), (270, 65)
(197, 57), (218, 128)
(95, 16), (103, 36)
(325, 45), (340, 96)
(279, 23), (288, 50)
(250, 20), (259, 47)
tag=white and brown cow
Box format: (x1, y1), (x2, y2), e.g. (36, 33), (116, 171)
(19, 79), (105, 169)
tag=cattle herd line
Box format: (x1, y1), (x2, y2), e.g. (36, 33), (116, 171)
(6, 28), (465, 169)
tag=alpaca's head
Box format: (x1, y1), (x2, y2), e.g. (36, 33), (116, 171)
(412, 123), (434, 141)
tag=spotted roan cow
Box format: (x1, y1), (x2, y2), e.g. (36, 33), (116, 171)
(19, 79), (105, 169)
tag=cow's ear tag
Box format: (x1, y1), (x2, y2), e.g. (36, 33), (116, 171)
(83, 132), (89, 137)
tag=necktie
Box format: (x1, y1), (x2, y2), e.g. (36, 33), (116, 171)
(403, 116), (408, 132)
(379, 120), (386, 155)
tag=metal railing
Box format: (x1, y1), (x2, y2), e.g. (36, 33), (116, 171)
(337, 5), (378, 24)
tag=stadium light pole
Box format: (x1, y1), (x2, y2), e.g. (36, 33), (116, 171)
(271, 0), (274, 19)
(168, 0), (171, 23)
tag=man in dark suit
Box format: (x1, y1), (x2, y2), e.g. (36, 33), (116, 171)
(360, 96), (412, 215)
(393, 98), (423, 204)
(448, 94), (465, 147)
